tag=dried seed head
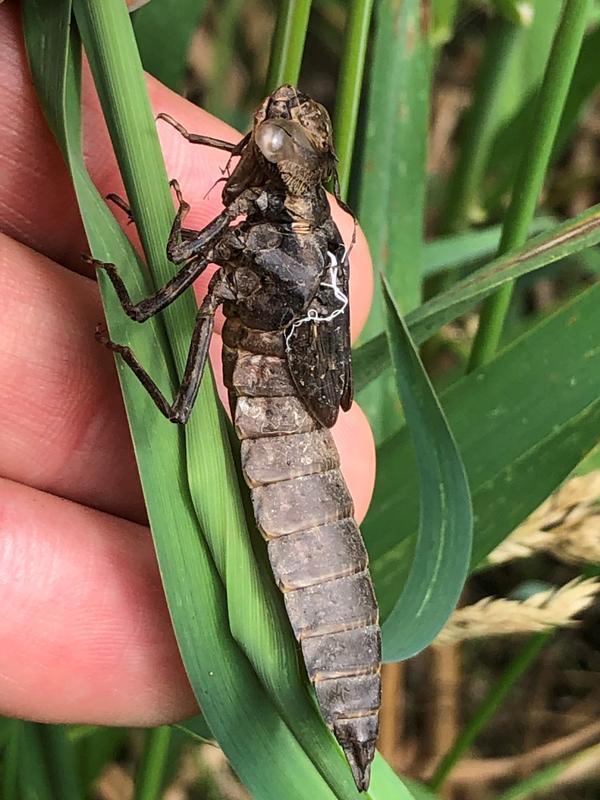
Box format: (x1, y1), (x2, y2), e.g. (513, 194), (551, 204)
(434, 577), (600, 646)
(489, 471), (600, 566)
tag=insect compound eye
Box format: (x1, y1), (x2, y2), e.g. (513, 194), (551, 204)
(255, 121), (291, 163)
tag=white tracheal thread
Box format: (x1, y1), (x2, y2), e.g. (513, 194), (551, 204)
(285, 251), (349, 352)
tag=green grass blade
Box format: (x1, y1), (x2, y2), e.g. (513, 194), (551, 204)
(34, 725), (82, 800)
(366, 283), (600, 617)
(429, 633), (550, 791)
(355, 0), (432, 442)
(474, 0), (563, 216)
(133, 727), (172, 800)
(386, 2), (430, 312)
(16, 724), (54, 800)
(468, 0), (592, 369)
(2, 721), (22, 800)
(403, 779), (440, 800)
(265, 0), (312, 90)
(352, 201), (600, 391)
(0, 717), (14, 755)
(423, 216), (555, 278)
(369, 759), (416, 800)
(351, 335), (391, 399)
(442, 16), (523, 235)
(410, 201), (600, 345)
(575, 443), (600, 475)
(554, 20), (600, 153)
(358, 0), (430, 315)
(482, 18), (600, 211)
(73, 1), (180, 296)
(380, 280), (472, 660)
(333, 0), (375, 199)
(509, 0), (565, 103)
(132, 0), (207, 92)
(10, 723), (82, 800)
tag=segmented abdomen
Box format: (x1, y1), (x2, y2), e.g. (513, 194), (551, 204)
(222, 317), (381, 790)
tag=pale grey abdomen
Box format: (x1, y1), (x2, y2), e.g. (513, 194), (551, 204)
(222, 317), (381, 790)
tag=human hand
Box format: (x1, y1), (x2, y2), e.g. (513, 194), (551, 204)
(0, 2), (374, 726)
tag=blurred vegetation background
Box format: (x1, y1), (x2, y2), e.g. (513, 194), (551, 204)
(5, 0), (600, 799)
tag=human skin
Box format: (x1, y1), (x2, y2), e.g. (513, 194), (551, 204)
(0, 2), (375, 726)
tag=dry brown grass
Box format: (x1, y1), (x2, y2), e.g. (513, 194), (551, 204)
(435, 577), (600, 646)
(488, 471), (600, 567)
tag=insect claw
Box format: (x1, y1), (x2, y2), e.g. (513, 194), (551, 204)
(106, 193), (134, 224)
(156, 112), (185, 136)
(169, 181), (191, 218)
(82, 254), (115, 277)
(203, 175), (227, 200)
(169, 178), (186, 206)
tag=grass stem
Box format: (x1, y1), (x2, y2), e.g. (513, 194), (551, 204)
(73, 0), (172, 278)
(134, 727), (172, 800)
(429, 632), (551, 791)
(468, 0), (592, 370)
(443, 17), (522, 235)
(265, 0), (312, 91)
(333, 0), (375, 199)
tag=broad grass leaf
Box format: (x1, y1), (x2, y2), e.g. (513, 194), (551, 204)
(380, 280), (472, 661)
(367, 283), (600, 618)
(353, 202), (600, 392)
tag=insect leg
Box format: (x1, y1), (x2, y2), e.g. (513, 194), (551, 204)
(98, 273), (231, 424)
(166, 177), (241, 265)
(88, 254), (210, 322)
(157, 113), (250, 156)
(166, 181), (261, 264)
(89, 184), (259, 322)
(86, 182), (226, 320)
(106, 193), (135, 223)
(106, 190), (198, 243)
